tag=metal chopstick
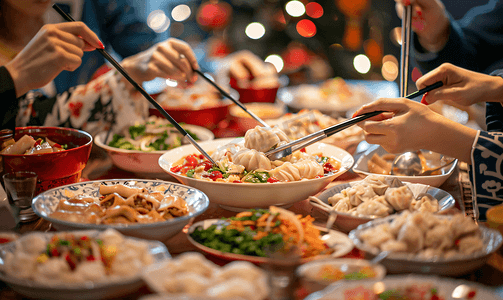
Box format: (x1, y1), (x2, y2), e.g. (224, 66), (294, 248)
(53, 4), (216, 165)
(400, 5), (412, 97)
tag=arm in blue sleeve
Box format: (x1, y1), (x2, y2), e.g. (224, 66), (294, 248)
(412, 0), (503, 74)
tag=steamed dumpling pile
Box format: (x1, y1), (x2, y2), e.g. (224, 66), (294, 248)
(320, 175), (439, 217)
(150, 252), (269, 300)
(358, 211), (484, 259)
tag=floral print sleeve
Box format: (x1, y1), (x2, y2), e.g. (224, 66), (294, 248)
(15, 70), (149, 137)
(470, 130), (503, 222)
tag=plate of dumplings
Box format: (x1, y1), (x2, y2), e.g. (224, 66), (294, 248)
(309, 175), (456, 232)
(348, 211), (503, 276)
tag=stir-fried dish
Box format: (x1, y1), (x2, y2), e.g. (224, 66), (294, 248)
(190, 206), (334, 259)
(108, 116), (200, 151)
(50, 184), (189, 224)
(1, 135), (68, 155)
(170, 125), (341, 183)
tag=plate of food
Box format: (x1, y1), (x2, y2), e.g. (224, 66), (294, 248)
(32, 179), (209, 241)
(277, 78), (397, 117)
(0, 229), (170, 300)
(158, 125), (354, 210)
(266, 109), (364, 153)
(352, 144), (458, 187)
(348, 211), (503, 276)
(305, 275), (502, 300)
(309, 175), (456, 232)
(95, 116), (214, 179)
(186, 206), (354, 264)
(142, 251), (269, 300)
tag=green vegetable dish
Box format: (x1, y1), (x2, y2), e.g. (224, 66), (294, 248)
(108, 116), (199, 151)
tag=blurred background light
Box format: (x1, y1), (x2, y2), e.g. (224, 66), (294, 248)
(353, 54), (371, 74)
(285, 0), (305, 17)
(296, 19), (317, 38)
(147, 10), (170, 33)
(265, 54), (284, 72)
(306, 2), (323, 19)
(381, 54), (399, 81)
(171, 4), (191, 22)
(245, 22), (266, 39)
(166, 78), (178, 87)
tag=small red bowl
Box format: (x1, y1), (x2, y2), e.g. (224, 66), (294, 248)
(229, 77), (279, 104)
(149, 103), (231, 130)
(1, 127), (92, 195)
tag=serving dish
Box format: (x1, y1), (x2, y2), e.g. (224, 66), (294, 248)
(186, 219), (354, 264)
(0, 229), (170, 300)
(348, 214), (503, 276)
(158, 138), (354, 210)
(352, 144), (458, 187)
(310, 180), (456, 232)
(1, 126), (92, 194)
(32, 179), (209, 241)
(95, 125), (214, 179)
(296, 258), (386, 295)
(305, 275), (502, 300)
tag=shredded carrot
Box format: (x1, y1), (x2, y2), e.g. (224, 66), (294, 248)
(236, 211), (253, 218)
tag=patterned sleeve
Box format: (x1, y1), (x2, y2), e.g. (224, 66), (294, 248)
(16, 71), (149, 137)
(470, 130), (503, 222)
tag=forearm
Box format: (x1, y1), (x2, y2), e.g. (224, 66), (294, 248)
(425, 113), (478, 163)
(0, 66), (19, 129)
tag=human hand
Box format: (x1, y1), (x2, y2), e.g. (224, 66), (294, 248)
(121, 38), (199, 84)
(353, 98), (445, 153)
(417, 63), (503, 106)
(395, 0), (450, 53)
(5, 22), (103, 97)
(227, 50), (278, 88)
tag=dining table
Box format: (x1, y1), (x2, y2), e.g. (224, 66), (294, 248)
(2, 142), (503, 300)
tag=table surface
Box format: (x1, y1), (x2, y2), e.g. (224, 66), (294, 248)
(2, 145), (503, 300)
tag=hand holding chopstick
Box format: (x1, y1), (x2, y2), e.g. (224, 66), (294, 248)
(53, 4), (217, 165)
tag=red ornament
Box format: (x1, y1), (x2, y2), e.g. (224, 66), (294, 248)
(196, 1), (232, 30)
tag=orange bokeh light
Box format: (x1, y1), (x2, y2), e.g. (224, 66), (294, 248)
(306, 2), (323, 19)
(296, 19), (317, 38)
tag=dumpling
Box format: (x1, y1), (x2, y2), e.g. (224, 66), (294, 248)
(244, 126), (289, 153)
(380, 240), (408, 252)
(396, 217), (424, 253)
(269, 162), (301, 182)
(410, 194), (439, 213)
(346, 184), (378, 207)
(424, 220), (453, 250)
(206, 278), (257, 300)
(449, 214), (480, 240)
(457, 236), (484, 255)
(355, 196), (393, 217)
(232, 148), (272, 171)
(294, 159), (324, 179)
(384, 185), (413, 211)
(332, 198), (352, 213)
(359, 224), (394, 248)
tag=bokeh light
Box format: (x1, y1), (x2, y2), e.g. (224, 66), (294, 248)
(285, 1), (305, 17)
(147, 10), (170, 33)
(296, 19), (316, 38)
(172, 4), (191, 22)
(381, 54), (399, 81)
(245, 22), (266, 39)
(166, 79), (178, 87)
(265, 54), (284, 73)
(306, 2), (323, 19)
(353, 54), (371, 74)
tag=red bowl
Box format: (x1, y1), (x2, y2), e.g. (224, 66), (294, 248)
(1, 127), (92, 195)
(149, 104), (231, 130)
(229, 77), (279, 104)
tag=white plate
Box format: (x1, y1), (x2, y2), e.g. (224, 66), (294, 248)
(310, 180), (456, 232)
(352, 144), (458, 187)
(94, 124), (214, 179)
(305, 275), (502, 300)
(32, 179), (209, 241)
(348, 214), (503, 276)
(187, 219), (354, 264)
(0, 230), (170, 300)
(158, 138), (354, 210)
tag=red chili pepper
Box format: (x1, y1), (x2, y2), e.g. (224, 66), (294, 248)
(80, 236), (88, 241)
(267, 177), (279, 183)
(53, 143), (62, 148)
(323, 162), (334, 173)
(208, 170), (223, 181)
(198, 154), (205, 159)
(185, 155), (199, 166)
(0, 238), (11, 244)
(51, 248), (59, 257)
(86, 255), (95, 261)
(315, 175), (324, 178)
(467, 291), (476, 298)
(170, 165), (182, 173)
(300, 148), (306, 153)
(65, 254), (76, 270)
(233, 180), (242, 183)
(198, 160), (213, 171)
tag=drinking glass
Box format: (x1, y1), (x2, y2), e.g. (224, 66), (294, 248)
(2, 171), (38, 223)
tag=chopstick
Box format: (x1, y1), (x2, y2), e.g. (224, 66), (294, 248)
(53, 4), (217, 165)
(264, 81), (443, 161)
(400, 5), (412, 97)
(185, 62), (270, 128)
